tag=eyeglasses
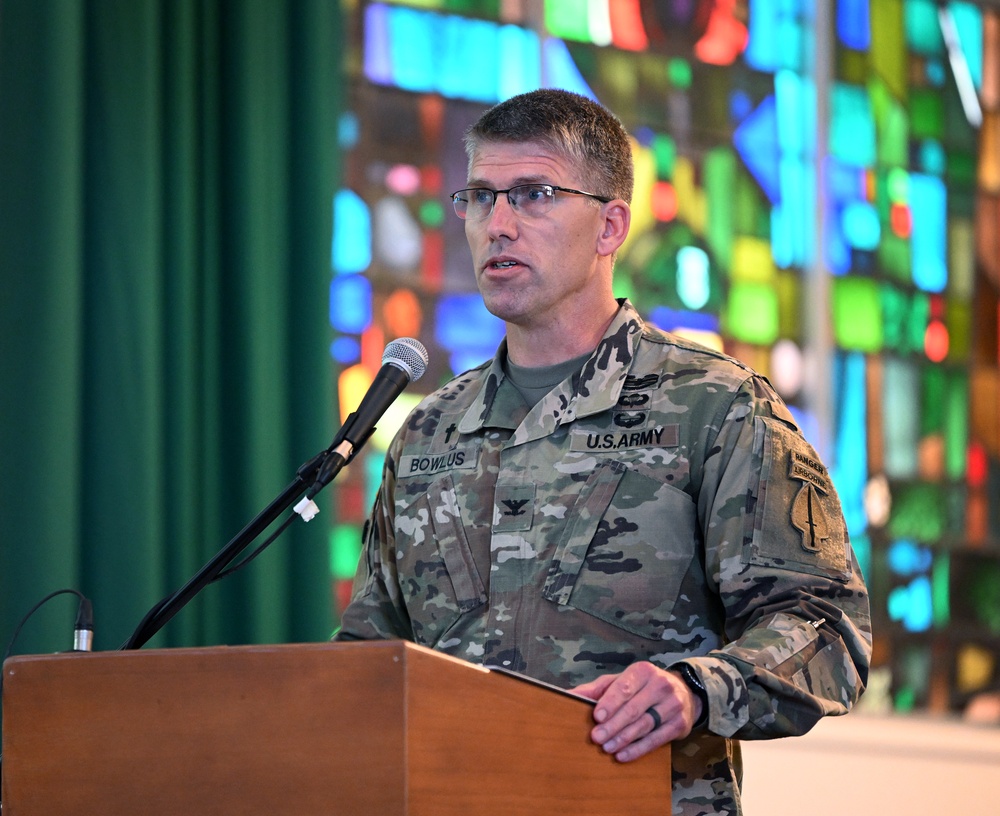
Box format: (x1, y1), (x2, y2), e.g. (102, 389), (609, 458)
(450, 184), (611, 221)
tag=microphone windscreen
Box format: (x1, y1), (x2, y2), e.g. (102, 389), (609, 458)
(383, 337), (429, 382)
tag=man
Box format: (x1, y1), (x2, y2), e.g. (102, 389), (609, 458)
(335, 88), (872, 815)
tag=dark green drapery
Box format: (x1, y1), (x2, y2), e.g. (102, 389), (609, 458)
(0, 0), (342, 656)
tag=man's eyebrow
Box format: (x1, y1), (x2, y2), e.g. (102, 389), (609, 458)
(464, 175), (551, 188)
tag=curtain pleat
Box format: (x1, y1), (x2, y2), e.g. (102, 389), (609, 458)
(0, 0), (341, 656)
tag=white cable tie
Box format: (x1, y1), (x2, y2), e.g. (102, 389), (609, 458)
(294, 496), (320, 522)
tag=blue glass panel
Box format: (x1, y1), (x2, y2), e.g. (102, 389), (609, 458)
(775, 154), (815, 267)
(363, 4), (393, 85)
(676, 246), (711, 309)
(888, 540), (934, 574)
(332, 190), (371, 275)
(733, 94), (781, 203)
(776, 69), (814, 156)
(338, 112), (360, 149)
(918, 139), (946, 175)
(330, 336), (361, 364)
(363, 5), (544, 103)
(542, 38), (597, 100)
(905, 0), (945, 54)
(729, 89), (753, 124)
(910, 173), (947, 292)
(842, 201), (881, 250)
(830, 83), (877, 167)
(788, 404), (821, 454)
(831, 352), (868, 537)
(837, 0), (870, 50)
(498, 24), (541, 100)
(329, 275), (373, 334)
(647, 307), (720, 333)
(389, 8), (437, 92)
(889, 576), (934, 632)
(436, 294), (506, 373)
(441, 17), (500, 102)
(745, 0), (805, 73)
(950, 1), (983, 89)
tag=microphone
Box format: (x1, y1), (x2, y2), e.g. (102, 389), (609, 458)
(337, 337), (429, 453)
(295, 337), (429, 519)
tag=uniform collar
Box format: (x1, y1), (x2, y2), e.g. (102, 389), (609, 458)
(457, 299), (645, 438)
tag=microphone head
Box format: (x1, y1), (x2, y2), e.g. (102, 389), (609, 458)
(383, 337), (429, 382)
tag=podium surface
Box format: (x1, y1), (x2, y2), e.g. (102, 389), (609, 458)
(2, 640), (670, 815)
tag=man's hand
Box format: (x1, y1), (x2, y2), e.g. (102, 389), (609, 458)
(571, 661), (704, 762)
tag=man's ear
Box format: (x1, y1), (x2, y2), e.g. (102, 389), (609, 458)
(596, 200), (631, 258)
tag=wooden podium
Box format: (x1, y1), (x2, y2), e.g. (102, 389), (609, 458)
(1, 640), (670, 814)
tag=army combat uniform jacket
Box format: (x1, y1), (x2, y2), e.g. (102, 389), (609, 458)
(336, 300), (872, 815)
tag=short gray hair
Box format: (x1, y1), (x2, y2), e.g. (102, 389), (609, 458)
(464, 89), (634, 204)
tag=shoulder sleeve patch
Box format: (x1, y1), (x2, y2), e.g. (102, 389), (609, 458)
(746, 417), (852, 582)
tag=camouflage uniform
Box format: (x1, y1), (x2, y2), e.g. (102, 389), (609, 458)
(336, 299), (872, 815)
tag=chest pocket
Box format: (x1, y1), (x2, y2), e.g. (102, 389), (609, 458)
(393, 472), (487, 647)
(541, 459), (698, 641)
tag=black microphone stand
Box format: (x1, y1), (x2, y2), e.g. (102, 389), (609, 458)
(121, 420), (374, 651)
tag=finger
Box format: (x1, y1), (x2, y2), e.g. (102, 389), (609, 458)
(592, 664), (656, 724)
(571, 672), (618, 701)
(593, 700), (664, 752)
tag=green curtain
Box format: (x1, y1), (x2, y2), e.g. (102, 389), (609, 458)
(0, 0), (342, 656)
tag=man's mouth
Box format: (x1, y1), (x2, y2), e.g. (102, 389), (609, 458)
(491, 260), (518, 269)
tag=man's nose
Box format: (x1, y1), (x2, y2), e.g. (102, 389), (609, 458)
(485, 192), (518, 238)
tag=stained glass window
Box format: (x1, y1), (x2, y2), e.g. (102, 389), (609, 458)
(329, 0), (1000, 716)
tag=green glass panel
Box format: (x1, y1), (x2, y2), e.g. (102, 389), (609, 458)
(667, 58), (692, 89)
(330, 524), (362, 579)
(888, 483), (946, 541)
(872, 83), (909, 166)
(946, 300), (972, 360)
(612, 274), (636, 303)
(832, 277), (882, 351)
(653, 133), (676, 179)
(910, 88), (944, 139)
(884, 356), (921, 477)
(894, 644), (933, 710)
(603, 50), (640, 107)
(881, 284), (909, 351)
(932, 554), (950, 628)
(419, 199), (445, 227)
(871, 0), (907, 100)
(776, 269), (801, 339)
(704, 147), (734, 274)
(725, 282), (779, 344)
(947, 151), (976, 187)
(945, 371), (969, 479)
(887, 166), (909, 202)
(544, 0), (590, 42)
(733, 166), (768, 239)
(838, 47), (868, 85)
(878, 232), (912, 281)
(906, 291), (930, 354)
(921, 364), (946, 435)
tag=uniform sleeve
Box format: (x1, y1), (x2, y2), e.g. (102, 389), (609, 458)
(679, 375), (872, 740)
(331, 440), (415, 642)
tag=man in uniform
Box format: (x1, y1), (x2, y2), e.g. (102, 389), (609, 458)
(334, 88), (872, 815)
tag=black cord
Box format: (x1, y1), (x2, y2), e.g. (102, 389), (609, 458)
(213, 513), (296, 581)
(1, 588), (91, 806)
(1, 588), (88, 668)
